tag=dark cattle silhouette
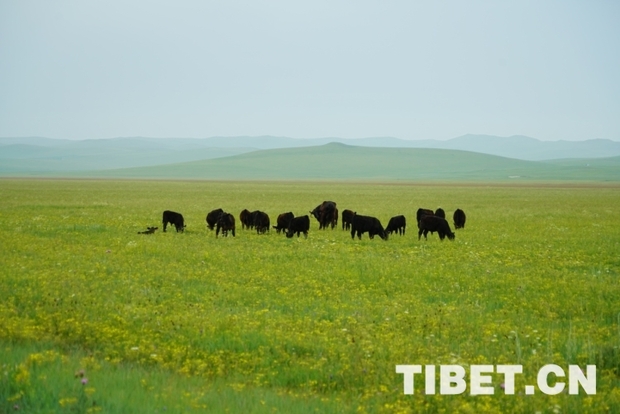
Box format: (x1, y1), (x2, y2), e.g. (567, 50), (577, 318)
(216, 212), (236, 237)
(310, 201), (337, 229)
(350, 213), (388, 240)
(240, 209), (253, 230)
(286, 215), (310, 238)
(341, 209), (355, 231)
(418, 215), (455, 241)
(453, 208), (466, 229)
(434, 208), (446, 219)
(252, 211), (270, 234)
(332, 207), (339, 229)
(162, 210), (185, 233)
(416, 208), (434, 223)
(206, 208), (224, 230)
(138, 226), (158, 235)
(385, 215), (406, 236)
(273, 212), (294, 234)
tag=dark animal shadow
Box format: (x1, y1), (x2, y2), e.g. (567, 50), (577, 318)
(138, 226), (158, 235)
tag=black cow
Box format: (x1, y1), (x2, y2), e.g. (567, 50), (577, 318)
(286, 215), (310, 238)
(416, 208), (434, 223)
(453, 208), (466, 229)
(310, 201), (337, 230)
(162, 210), (185, 233)
(273, 212), (294, 234)
(216, 212), (236, 237)
(206, 208), (224, 231)
(434, 208), (446, 219)
(342, 209), (355, 231)
(240, 209), (253, 230)
(138, 226), (158, 235)
(252, 211), (270, 234)
(418, 215), (455, 241)
(350, 213), (388, 240)
(385, 215), (406, 236)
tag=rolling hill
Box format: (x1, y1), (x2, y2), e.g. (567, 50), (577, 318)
(47, 143), (620, 182)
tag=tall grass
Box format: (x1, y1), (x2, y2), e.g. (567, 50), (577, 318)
(1, 179), (619, 413)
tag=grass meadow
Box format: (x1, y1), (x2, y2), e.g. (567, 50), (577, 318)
(1, 179), (619, 413)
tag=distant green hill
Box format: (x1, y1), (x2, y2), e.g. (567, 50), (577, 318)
(48, 143), (620, 182)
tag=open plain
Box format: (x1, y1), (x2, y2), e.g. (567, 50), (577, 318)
(1, 179), (619, 413)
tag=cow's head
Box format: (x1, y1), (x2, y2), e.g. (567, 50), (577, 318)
(310, 206), (321, 221)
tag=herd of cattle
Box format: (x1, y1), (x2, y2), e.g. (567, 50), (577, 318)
(154, 202), (466, 241)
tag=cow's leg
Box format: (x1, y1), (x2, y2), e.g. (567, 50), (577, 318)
(418, 229), (422, 240)
(303, 231), (308, 239)
(163, 221), (167, 232)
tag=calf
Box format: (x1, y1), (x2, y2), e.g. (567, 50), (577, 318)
(418, 215), (455, 241)
(453, 208), (466, 229)
(286, 215), (310, 238)
(273, 212), (294, 234)
(216, 212), (236, 237)
(162, 210), (185, 233)
(385, 215), (406, 236)
(350, 213), (388, 240)
(434, 208), (446, 219)
(206, 208), (224, 230)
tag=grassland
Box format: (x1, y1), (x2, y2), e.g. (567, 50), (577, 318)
(1, 179), (619, 413)
(5, 143), (620, 182)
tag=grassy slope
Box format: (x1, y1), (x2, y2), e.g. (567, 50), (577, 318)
(47, 143), (620, 182)
(0, 144), (256, 173)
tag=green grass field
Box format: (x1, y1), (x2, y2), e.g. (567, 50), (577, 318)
(1, 179), (619, 413)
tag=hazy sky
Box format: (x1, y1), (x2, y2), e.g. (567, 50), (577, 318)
(1, 1), (619, 141)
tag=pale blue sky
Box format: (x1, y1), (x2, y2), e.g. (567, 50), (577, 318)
(1, 1), (618, 141)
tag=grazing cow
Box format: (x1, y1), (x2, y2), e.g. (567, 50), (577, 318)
(138, 226), (158, 235)
(286, 215), (310, 238)
(252, 211), (270, 234)
(206, 208), (224, 230)
(416, 208), (434, 223)
(342, 209), (355, 231)
(418, 215), (455, 241)
(434, 208), (446, 219)
(310, 201), (337, 230)
(273, 212), (294, 234)
(240, 209), (253, 230)
(350, 213), (388, 240)
(385, 215), (406, 236)
(162, 210), (185, 233)
(216, 212), (236, 237)
(453, 208), (466, 229)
